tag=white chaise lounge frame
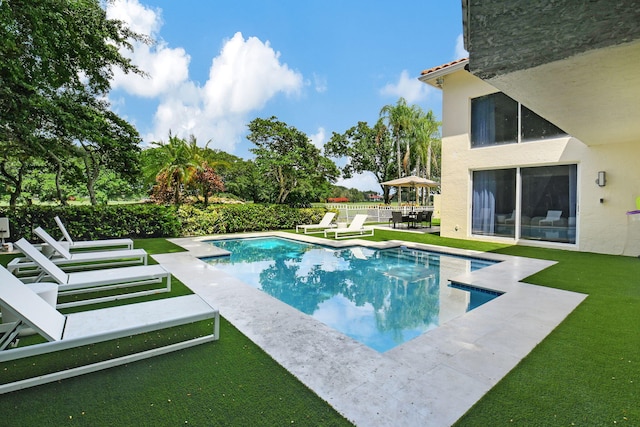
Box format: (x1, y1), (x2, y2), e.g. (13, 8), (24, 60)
(324, 214), (374, 239)
(14, 238), (171, 309)
(0, 266), (219, 394)
(55, 216), (134, 250)
(8, 227), (147, 275)
(296, 212), (337, 234)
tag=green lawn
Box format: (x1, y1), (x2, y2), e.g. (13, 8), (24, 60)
(1, 231), (638, 426)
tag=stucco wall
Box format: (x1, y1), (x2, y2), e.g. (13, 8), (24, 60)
(439, 70), (640, 256)
(466, 0), (640, 80)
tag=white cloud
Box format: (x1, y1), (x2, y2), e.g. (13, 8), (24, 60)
(202, 32), (303, 116)
(455, 33), (469, 59)
(336, 172), (382, 192)
(312, 73), (328, 93)
(106, 0), (161, 36)
(380, 70), (433, 103)
(309, 127), (326, 151)
(107, 0), (189, 98)
(106, 0), (304, 152)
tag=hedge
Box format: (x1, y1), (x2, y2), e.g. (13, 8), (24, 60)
(0, 204), (333, 242)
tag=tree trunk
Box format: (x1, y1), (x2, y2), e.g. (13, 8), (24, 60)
(82, 156), (99, 205)
(0, 162), (25, 208)
(55, 160), (68, 206)
(396, 135), (402, 204)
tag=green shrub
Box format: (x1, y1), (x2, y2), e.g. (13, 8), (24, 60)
(0, 204), (332, 240)
(177, 204), (331, 235)
(0, 204), (181, 241)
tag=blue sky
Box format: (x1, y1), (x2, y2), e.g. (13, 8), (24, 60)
(106, 0), (467, 191)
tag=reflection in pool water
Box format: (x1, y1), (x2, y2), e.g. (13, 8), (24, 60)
(204, 237), (500, 352)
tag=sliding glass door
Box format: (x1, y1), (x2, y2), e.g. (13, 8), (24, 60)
(472, 169), (516, 238)
(472, 165), (577, 244)
(520, 165), (577, 243)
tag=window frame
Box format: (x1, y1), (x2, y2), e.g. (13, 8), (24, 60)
(470, 92), (567, 148)
(471, 164), (578, 245)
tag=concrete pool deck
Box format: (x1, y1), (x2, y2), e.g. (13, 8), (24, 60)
(153, 232), (587, 427)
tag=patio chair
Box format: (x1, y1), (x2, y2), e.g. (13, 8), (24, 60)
(389, 211), (411, 228)
(324, 214), (374, 239)
(417, 211), (433, 228)
(13, 238), (171, 309)
(0, 265), (219, 394)
(8, 227), (148, 276)
(54, 216), (134, 250)
(538, 210), (563, 226)
(504, 210), (516, 224)
(295, 212), (337, 234)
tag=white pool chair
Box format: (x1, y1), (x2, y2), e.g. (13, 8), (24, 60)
(54, 216), (134, 250)
(8, 227), (147, 275)
(296, 212), (337, 234)
(324, 214), (374, 239)
(14, 238), (171, 308)
(538, 210), (563, 226)
(0, 265), (219, 394)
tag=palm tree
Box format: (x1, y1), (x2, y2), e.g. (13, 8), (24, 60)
(412, 110), (441, 204)
(380, 98), (419, 204)
(153, 133), (199, 205)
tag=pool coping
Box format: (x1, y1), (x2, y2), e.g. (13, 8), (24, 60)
(153, 232), (587, 427)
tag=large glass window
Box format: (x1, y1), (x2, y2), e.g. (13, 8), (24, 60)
(521, 105), (567, 142)
(471, 93), (567, 147)
(471, 165), (577, 244)
(472, 169), (516, 238)
(471, 93), (518, 147)
(520, 165), (577, 243)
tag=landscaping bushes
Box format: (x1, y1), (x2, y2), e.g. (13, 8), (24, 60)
(0, 204), (331, 240)
(176, 204), (332, 235)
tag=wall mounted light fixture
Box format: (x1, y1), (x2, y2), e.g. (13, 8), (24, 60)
(596, 171), (606, 187)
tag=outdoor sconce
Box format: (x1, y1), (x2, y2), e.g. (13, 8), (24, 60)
(596, 171), (606, 187)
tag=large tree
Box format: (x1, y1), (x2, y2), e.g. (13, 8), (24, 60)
(247, 117), (339, 205)
(0, 0), (146, 206)
(324, 120), (397, 203)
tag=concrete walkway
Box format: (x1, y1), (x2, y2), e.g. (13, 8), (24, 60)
(153, 232), (586, 427)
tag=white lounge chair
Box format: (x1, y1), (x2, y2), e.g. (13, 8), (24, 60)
(324, 214), (374, 239)
(0, 265), (219, 394)
(539, 210), (563, 226)
(54, 216), (134, 250)
(14, 238), (171, 308)
(8, 227), (147, 276)
(296, 212), (337, 234)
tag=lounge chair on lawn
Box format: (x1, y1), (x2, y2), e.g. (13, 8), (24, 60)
(0, 265), (219, 394)
(54, 216), (134, 250)
(8, 227), (147, 276)
(324, 214), (374, 239)
(296, 212), (337, 234)
(14, 238), (171, 309)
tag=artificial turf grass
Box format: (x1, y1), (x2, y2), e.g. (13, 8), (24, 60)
(453, 247), (640, 426)
(0, 239), (352, 426)
(308, 229), (639, 424)
(0, 317), (353, 426)
(3, 233), (638, 425)
(0, 320), (215, 385)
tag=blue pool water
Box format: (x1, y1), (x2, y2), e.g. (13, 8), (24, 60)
(204, 237), (501, 352)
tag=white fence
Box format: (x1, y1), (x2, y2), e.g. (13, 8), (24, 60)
(324, 204), (434, 224)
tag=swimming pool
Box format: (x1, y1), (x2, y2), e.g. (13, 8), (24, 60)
(204, 237), (501, 352)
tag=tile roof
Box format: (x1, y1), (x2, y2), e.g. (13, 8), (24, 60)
(420, 57), (469, 76)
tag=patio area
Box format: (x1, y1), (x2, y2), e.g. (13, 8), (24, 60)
(154, 232), (586, 426)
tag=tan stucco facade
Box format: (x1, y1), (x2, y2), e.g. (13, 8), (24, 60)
(438, 70), (640, 256)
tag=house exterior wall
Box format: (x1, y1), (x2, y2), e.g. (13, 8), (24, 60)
(439, 70), (640, 256)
